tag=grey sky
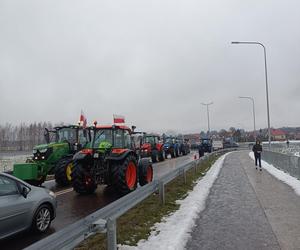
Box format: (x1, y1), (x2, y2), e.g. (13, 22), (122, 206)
(1, 0), (300, 133)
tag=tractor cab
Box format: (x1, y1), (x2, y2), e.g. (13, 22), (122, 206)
(89, 125), (134, 154)
(44, 125), (91, 153)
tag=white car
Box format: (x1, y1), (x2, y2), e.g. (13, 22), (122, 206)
(212, 140), (224, 151)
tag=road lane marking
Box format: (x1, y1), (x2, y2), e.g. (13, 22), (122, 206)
(55, 188), (73, 196)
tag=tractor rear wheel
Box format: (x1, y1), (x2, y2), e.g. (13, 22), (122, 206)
(139, 159), (153, 186)
(71, 161), (97, 194)
(112, 155), (137, 195)
(55, 157), (73, 187)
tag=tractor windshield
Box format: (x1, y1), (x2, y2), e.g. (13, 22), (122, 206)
(57, 128), (77, 143)
(93, 129), (113, 146)
(165, 138), (173, 144)
(145, 136), (156, 144)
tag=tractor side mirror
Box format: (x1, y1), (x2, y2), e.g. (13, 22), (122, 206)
(44, 128), (50, 144)
(131, 126), (136, 132)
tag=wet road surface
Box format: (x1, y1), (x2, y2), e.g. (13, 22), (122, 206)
(2, 153), (195, 250)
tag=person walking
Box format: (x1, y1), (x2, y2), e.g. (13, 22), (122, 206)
(252, 139), (262, 171)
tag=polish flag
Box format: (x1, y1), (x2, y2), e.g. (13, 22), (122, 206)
(80, 111), (87, 128)
(113, 114), (125, 124)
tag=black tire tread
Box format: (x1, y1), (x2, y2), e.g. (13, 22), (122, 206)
(111, 155), (137, 195)
(54, 157), (73, 187)
(71, 161), (97, 194)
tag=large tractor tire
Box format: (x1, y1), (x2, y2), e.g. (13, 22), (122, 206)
(112, 155), (138, 195)
(151, 150), (158, 163)
(71, 161), (97, 194)
(158, 150), (165, 162)
(138, 158), (153, 186)
(55, 157), (73, 187)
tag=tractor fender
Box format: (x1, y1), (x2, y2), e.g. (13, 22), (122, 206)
(106, 150), (137, 161)
(73, 151), (92, 162)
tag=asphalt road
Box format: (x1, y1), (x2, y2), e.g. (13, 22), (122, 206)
(1, 153), (195, 250)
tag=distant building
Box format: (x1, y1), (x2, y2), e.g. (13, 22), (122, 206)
(271, 129), (286, 141)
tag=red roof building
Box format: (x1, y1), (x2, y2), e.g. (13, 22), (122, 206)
(271, 129), (286, 141)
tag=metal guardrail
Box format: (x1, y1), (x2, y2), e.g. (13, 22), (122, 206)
(262, 150), (300, 179)
(25, 149), (234, 250)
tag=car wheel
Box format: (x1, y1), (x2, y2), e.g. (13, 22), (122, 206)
(32, 204), (52, 233)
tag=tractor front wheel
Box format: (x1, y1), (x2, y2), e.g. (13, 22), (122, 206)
(151, 150), (158, 163)
(139, 159), (153, 186)
(71, 162), (97, 194)
(112, 156), (137, 195)
(55, 157), (73, 187)
(175, 148), (180, 157)
(158, 150), (165, 161)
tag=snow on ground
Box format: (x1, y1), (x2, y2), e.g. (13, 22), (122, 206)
(119, 152), (231, 250)
(249, 152), (300, 196)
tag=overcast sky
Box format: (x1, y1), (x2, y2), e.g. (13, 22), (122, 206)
(1, 0), (300, 133)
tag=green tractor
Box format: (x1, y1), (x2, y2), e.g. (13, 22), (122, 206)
(13, 125), (91, 186)
(71, 124), (153, 195)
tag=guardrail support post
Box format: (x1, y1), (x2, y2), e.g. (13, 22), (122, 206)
(159, 181), (165, 205)
(183, 169), (187, 184)
(107, 218), (117, 250)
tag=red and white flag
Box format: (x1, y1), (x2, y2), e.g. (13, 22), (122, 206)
(113, 114), (125, 124)
(79, 111), (87, 128)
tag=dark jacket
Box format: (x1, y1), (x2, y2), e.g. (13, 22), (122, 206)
(252, 144), (262, 155)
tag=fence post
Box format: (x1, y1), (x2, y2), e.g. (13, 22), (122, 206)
(159, 181), (165, 205)
(107, 218), (117, 250)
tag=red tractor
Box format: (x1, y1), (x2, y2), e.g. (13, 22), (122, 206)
(71, 124), (153, 195)
(136, 133), (165, 163)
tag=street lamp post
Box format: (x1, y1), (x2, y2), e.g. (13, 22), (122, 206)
(231, 41), (271, 150)
(239, 96), (256, 141)
(201, 102), (213, 137)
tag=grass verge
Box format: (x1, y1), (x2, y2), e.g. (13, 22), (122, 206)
(76, 152), (224, 250)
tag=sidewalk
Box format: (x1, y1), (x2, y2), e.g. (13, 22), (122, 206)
(186, 151), (300, 250)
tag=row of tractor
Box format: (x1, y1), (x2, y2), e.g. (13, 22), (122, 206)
(11, 122), (190, 196)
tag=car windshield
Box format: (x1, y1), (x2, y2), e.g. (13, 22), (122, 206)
(57, 128), (77, 143)
(93, 129), (113, 146)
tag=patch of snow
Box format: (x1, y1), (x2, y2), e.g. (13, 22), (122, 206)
(249, 152), (300, 196)
(0, 154), (31, 173)
(119, 153), (230, 250)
